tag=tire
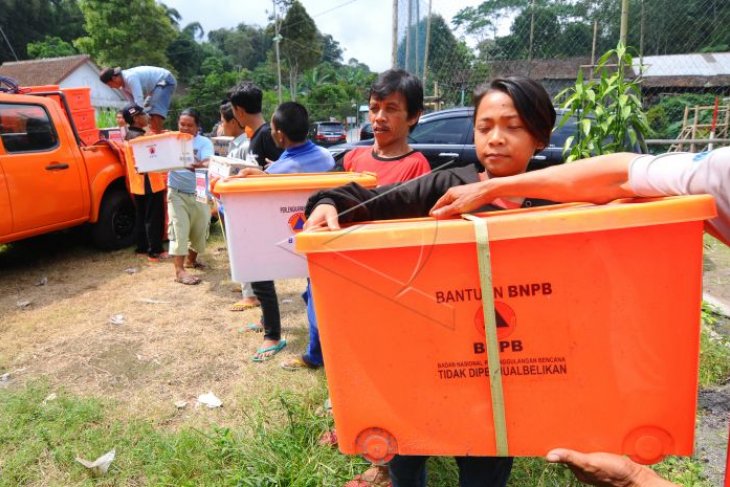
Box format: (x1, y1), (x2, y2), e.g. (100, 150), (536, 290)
(90, 188), (136, 250)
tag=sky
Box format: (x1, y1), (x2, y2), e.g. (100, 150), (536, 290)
(162, 0), (485, 72)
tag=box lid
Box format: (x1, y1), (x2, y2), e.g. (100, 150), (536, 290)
(213, 171), (377, 194)
(295, 195), (717, 253)
(126, 131), (193, 146)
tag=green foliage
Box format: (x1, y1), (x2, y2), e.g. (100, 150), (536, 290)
(0, 0), (85, 63)
(166, 23), (207, 83)
(74, 0), (177, 67)
(26, 36), (77, 59)
(176, 58), (246, 132)
(646, 93), (720, 139)
(555, 42), (650, 162)
(699, 302), (730, 388)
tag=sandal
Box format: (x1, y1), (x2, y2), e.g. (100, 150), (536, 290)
(342, 465), (392, 487)
(245, 322), (264, 333)
(184, 261), (207, 270)
(318, 428), (338, 446)
(175, 274), (201, 285)
(230, 299), (261, 312)
(251, 339), (287, 362)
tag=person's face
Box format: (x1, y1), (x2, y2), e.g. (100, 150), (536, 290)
(368, 91), (419, 147)
(474, 90), (543, 177)
(178, 114), (198, 135)
(133, 113), (149, 129)
(219, 114), (239, 137)
(106, 76), (123, 89)
(116, 113), (126, 127)
(270, 118), (284, 149)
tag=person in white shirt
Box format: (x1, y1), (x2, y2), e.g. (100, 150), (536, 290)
(100, 66), (176, 134)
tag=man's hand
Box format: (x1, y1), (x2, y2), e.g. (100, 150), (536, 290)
(225, 167), (265, 179)
(546, 449), (677, 487)
(303, 204), (340, 231)
(430, 181), (493, 218)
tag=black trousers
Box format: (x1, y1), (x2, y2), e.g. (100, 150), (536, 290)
(251, 280), (281, 341)
(389, 455), (513, 487)
(133, 189), (165, 255)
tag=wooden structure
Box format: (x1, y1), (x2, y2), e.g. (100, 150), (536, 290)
(668, 102), (730, 152)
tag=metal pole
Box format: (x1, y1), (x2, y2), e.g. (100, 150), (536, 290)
(620, 0), (629, 45)
(0, 26), (19, 61)
(405, 0), (412, 72)
(527, 0), (535, 76)
(590, 20), (598, 81)
(273, 0), (283, 104)
(392, 0), (398, 68)
(422, 0), (432, 85)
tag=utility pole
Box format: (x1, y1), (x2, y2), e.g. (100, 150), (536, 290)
(620, 0), (629, 45)
(391, 0), (398, 68)
(527, 0), (535, 77)
(273, 0), (283, 105)
(405, 0), (412, 72)
(0, 26), (19, 61)
(422, 0), (432, 85)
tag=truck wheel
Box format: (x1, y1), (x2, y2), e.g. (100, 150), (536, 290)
(91, 189), (136, 250)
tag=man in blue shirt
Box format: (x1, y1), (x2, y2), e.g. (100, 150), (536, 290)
(230, 101), (334, 363)
(100, 66), (176, 133)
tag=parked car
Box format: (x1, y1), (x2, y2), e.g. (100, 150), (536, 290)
(359, 121), (373, 141)
(309, 121), (347, 146)
(329, 107), (644, 172)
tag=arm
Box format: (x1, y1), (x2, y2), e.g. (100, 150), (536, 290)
(546, 449), (679, 487)
(304, 168), (475, 227)
(430, 153), (638, 218)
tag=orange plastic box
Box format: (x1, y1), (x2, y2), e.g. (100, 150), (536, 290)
(295, 195), (717, 464)
(61, 87), (92, 111)
(213, 172), (376, 282)
(69, 108), (96, 132)
(77, 128), (100, 146)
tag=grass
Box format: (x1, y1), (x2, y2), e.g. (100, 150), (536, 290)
(699, 302), (730, 388)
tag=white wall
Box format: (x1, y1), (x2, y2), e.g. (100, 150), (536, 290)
(60, 62), (126, 110)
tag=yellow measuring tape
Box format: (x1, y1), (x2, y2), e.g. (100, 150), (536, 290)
(462, 214), (508, 456)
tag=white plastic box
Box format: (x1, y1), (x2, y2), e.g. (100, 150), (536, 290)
(213, 172), (377, 282)
(127, 131), (194, 173)
(208, 155), (259, 179)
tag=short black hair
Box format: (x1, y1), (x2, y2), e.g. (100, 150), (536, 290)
(180, 107), (202, 127)
(228, 81), (262, 114)
(271, 101), (309, 143)
(99, 67), (122, 84)
(369, 69), (424, 120)
(473, 77), (556, 150)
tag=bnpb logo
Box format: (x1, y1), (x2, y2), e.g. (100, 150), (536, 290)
(288, 212), (306, 233)
(148, 145), (156, 155)
(474, 301), (516, 339)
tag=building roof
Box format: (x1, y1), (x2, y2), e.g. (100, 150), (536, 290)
(633, 52), (730, 88)
(0, 55), (95, 86)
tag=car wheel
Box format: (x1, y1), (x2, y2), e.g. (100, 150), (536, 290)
(91, 188), (136, 250)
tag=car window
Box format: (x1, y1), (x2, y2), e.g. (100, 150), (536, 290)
(0, 103), (58, 153)
(410, 116), (471, 144)
(319, 123), (344, 132)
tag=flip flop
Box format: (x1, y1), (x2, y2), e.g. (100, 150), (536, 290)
(175, 275), (201, 285)
(251, 339), (287, 362)
(245, 322), (264, 333)
(230, 300), (261, 312)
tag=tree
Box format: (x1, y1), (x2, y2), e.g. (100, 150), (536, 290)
(0, 0), (85, 63)
(74, 0), (177, 67)
(208, 24), (271, 72)
(27, 36), (77, 58)
(279, 0), (321, 100)
(166, 23), (206, 83)
(320, 34), (343, 65)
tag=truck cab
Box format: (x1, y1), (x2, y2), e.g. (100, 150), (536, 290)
(0, 86), (135, 249)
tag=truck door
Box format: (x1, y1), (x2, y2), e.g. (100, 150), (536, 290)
(0, 102), (85, 235)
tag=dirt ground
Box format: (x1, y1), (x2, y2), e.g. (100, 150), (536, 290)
(1, 229), (729, 484)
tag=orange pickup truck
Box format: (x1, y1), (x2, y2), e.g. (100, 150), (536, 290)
(0, 84), (135, 249)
